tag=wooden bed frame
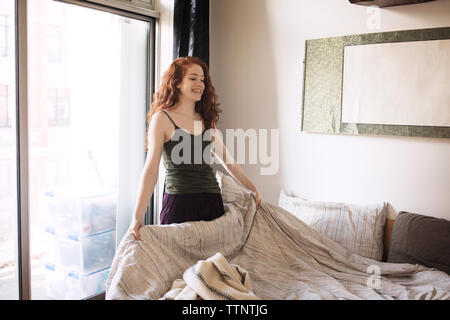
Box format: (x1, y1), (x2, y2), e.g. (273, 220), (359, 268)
(382, 218), (396, 262)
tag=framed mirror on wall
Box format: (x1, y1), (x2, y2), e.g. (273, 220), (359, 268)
(301, 27), (450, 139)
(348, 0), (437, 8)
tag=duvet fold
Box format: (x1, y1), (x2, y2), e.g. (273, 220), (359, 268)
(160, 252), (260, 300)
(105, 173), (450, 300)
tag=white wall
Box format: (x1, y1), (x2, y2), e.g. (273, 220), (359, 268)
(210, 0), (450, 219)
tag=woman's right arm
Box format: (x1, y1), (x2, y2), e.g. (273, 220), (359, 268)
(129, 111), (166, 240)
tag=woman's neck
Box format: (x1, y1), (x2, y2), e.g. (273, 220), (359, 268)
(171, 99), (197, 117)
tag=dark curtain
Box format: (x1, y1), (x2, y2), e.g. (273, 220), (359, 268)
(173, 0), (210, 66)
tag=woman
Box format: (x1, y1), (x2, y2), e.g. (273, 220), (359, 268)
(129, 56), (262, 241)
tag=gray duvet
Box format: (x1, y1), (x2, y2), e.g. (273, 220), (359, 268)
(105, 178), (450, 300)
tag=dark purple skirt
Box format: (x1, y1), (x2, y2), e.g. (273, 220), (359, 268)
(159, 192), (225, 225)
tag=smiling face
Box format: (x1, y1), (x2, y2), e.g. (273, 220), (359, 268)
(177, 64), (205, 103)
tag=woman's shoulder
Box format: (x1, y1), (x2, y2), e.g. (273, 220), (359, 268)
(149, 110), (174, 140)
(156, 109), (181, 124)
(150, 110), (167, 125)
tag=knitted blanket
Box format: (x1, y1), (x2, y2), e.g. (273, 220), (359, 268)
(160, 252), (260, 300)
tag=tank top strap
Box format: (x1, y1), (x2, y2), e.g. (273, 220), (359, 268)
(161, 110), (179, 129)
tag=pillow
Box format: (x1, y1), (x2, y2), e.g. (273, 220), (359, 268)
(387, 211), (450, 274)
(278, 189), (387, 261)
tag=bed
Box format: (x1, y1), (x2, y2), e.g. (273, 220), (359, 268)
(105, 171), (450, 300)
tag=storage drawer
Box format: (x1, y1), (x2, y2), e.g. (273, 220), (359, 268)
(45, 263), (110, 300)
(52, 229), (116, 275)
(44, 187), (117, 238)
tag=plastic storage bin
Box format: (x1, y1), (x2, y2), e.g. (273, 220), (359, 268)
(44, 187), (117, 238)
(45, 263), (110, 300)
(51, 229), (116, 275)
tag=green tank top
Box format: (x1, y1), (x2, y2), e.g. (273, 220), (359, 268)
(161, 110), (221, 194)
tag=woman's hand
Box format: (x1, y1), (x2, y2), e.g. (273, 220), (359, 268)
(251, 190), (263, 210)
(129, 218), (143, 241)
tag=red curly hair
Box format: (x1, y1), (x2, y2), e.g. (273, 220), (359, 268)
(145, 56), (222, 151)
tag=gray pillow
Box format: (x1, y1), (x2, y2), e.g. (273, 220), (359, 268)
(387, 211), (450, 275)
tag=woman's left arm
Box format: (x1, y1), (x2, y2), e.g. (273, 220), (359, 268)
(210, 130), (263, 208)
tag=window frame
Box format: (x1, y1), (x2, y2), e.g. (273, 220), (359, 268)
(14, 0), (158, 300)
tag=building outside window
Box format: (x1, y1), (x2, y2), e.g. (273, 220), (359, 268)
(0, 84), (9, 127)
(45, 25), (61, 63)
(47, 88), (70, 126)
(0, 14), (9, 57)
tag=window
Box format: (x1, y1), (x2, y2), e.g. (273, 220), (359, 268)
(45, 25), (62, 63)
(0, 14), (9, 57)
(47, 88), (70, 126)
(0, 0), (156, 300)
(0, 0), (17, 301)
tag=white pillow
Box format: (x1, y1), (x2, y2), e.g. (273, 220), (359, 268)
(279, 189), (387, 261)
